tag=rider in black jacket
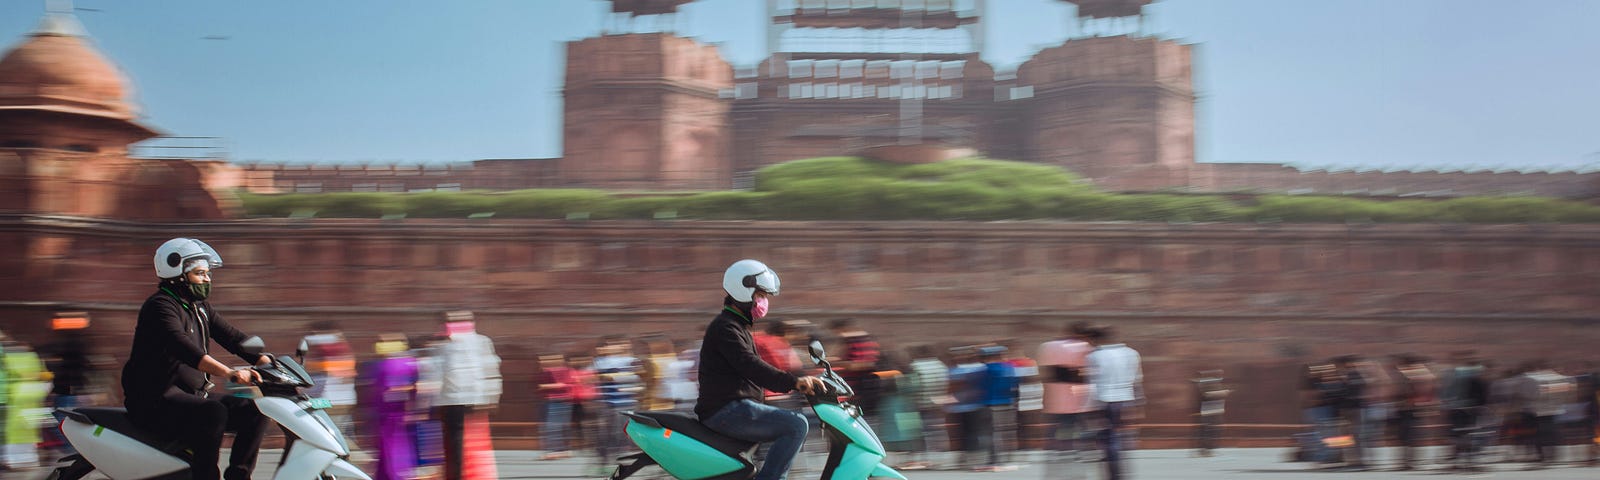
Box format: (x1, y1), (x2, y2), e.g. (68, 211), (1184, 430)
(122, 238), (271, 480)
(696, 259), (823, 480)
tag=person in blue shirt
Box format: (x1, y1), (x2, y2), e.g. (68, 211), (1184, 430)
(945, 347), (988, 471)
(978, 346), (1018, 471)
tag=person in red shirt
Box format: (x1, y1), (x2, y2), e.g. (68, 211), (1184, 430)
(536, 353), (575, 460)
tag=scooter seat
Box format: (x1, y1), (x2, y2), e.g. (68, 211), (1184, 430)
(69, 407), (191, 458)
(630, 411), (756, 459)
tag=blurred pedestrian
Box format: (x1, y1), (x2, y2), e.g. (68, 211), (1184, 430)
(593, 336), (640, 476)
(1086, 326), (1142, 480)
(946, 346), (988, 470)
(1353, 355), (1393, 467)
(1392, 354), (1437, 471)
(873, 350), (921, 468)
(1039, 322), (1095, 472)
(1573, 362), (1599, 466)
(1192, 369), (1229, 457)
(637, 336), (679, 412)
(1005, 339), (1042, 462)
(977, 345), (1017, 472)
(305, 323), (359, 443)
(903, 344), (949, 470)
(41, 313), (92, 459)
(2, 340), (48, 469)
(1331, 355), (1369, 470)
(565, 350), (598, 464)
(0, 331), (7, 473)
(1520, 360), (1573, 469)
(368, 334), (419, 480)
(536, 353), (575, 461)
(830, 319), (881, 417)
(663, 343), (697, 412)
(411, 334), (445, 479)
(433, 311), (502, 480)
(1439, 352), (1489, 472)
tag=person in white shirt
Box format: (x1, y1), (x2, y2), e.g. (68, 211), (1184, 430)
(1086, 326), (1142, 480)
(432, 311), (502, 480)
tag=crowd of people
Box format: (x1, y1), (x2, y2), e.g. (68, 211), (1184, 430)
(526, 318), (1144, 479)
(1294, 351), (1600, 472)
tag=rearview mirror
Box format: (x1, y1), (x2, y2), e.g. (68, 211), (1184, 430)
(808, 340), (826, 364)
(296, 338), (310, 362)
(239, 336), (266, 357)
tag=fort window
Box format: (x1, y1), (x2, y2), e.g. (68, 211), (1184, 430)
(866, 60), (890, 78)
(840, 60), (864, 78)
(890, 60), (913, 79)
(940, 60), (965, 79)
(787, 60), (812, 78)
(815, 60), (839, 78)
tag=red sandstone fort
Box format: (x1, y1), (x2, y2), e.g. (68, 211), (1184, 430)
(1, 1), (1597, 446)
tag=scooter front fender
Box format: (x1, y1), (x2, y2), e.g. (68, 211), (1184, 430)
(829, 444), (900, 480)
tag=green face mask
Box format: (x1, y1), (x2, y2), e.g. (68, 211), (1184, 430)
(187, 282), (211, 301)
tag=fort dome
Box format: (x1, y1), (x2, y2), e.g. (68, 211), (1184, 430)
(0, 13), (139, 120)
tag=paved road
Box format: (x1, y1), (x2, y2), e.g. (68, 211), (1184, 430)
(491, 448), (1598, 480)
(8, 447), (1599, 479)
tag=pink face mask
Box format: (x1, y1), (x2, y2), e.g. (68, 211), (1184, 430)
(751, 296), (770, 319)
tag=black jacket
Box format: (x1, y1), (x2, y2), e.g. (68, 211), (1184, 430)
(694, 306), (798, 419)
(121, 288), (260, 406)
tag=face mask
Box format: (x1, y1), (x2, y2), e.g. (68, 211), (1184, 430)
(187, 282), (211, 301)
(752, 296), (770, 319)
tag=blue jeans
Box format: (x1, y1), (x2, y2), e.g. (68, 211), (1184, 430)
(704, 399), (809, 480)
(1100, 402), (1130, 480)
(542, 400), (571, 452)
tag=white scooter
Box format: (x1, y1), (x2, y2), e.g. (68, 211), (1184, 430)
(45, 337), (370, 480)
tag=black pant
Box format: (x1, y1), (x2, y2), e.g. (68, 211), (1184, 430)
(126, 387), (269, 480)
(436, 405), (470, 480)
(1197, 413), (1221, 452)
(1395, 409), (1422, 466)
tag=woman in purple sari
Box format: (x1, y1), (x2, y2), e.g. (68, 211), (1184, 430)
(370, 334), (419, 480)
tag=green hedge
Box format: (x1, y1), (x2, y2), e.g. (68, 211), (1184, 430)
(238, 157), (1600, 223)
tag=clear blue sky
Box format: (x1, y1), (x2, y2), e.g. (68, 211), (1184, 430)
(2, 0), (1596, 170)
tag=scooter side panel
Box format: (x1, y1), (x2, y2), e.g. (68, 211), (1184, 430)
(257, 396), (348, 456)
(813, 404), (885, 455)
(272, 441), (337, 480)
(625, 422), (746, 480)
(61, 420), (187, 479)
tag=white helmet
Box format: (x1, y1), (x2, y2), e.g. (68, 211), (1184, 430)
(723, 259), (779, 303)
(154, 238), (222, 279)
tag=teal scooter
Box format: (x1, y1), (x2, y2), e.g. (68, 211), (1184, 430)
(611, 341), (907, 480)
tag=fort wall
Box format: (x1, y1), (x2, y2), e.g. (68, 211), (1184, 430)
(2, 217), (1595, 438)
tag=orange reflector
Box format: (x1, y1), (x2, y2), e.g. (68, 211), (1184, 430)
(53, 317), (89, 330)
(664, 429), (673, 438)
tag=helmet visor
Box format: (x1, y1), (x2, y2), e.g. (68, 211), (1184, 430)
(190, 239), (222, 269)
(752, 268), (779, 296)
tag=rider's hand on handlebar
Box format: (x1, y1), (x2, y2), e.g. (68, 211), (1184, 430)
(229, 368), (261, 385)
(795, 376), (825, 395)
